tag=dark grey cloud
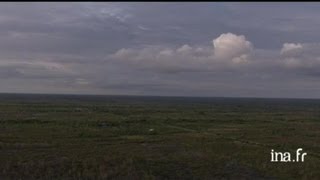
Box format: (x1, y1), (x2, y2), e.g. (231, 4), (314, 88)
(1, 2), (320, 98)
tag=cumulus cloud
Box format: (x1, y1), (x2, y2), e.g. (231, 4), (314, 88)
(213, 33), (253, 63)
(109, 33), (254, 72)
(279, 42), (320, 71)
(176, 44), (192, 54)
(109, 32), (320, 83)
(281, 43), (303, 56)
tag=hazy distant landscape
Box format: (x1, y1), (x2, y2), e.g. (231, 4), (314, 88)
(1, 94), (320, 179)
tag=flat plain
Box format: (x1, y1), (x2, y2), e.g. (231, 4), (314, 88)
(0, 94), (320, 179)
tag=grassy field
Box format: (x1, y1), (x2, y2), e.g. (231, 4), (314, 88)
(0, 94), (320, 179)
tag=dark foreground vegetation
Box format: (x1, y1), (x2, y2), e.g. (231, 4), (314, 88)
(0, 94), (320, 179)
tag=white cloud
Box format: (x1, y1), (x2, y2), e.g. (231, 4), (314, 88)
(232, 54), (250, 64)
(213, 33), (253, 62)
(278, 43), (320, 69)
(176, 44), (193, 54)
(109, 33), (320, 77)
(281, 43), (303, 56)
(109, 33), (254, 72)
(111, 48), (136, 60)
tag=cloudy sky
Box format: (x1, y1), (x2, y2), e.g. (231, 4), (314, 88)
(1, 2), (320, 98)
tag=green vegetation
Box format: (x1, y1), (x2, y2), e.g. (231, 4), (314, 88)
(0, 95), (320, 179)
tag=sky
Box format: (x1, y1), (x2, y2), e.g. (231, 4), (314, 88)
(1, 2), (320, 98)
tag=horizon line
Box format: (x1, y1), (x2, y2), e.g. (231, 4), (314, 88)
(0, 92), (319, 101)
